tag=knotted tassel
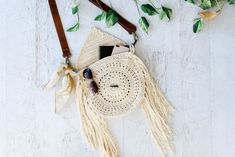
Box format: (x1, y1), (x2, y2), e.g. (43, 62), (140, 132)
(44, 64), (76, 112)
(136, 57), (173, 157)
(76, 73), (118, 157)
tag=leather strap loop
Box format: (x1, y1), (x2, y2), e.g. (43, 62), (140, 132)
(48, 0), (71, 58)
(88, 0), (137, 34)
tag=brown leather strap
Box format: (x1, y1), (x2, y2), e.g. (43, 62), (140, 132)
(89, 0), (137, 34)
(48, 0), (71, 58)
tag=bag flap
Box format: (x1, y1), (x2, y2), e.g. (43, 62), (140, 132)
(76, 27), (125, 70)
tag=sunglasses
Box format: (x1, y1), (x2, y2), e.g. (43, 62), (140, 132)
(83, 68), (98, 94)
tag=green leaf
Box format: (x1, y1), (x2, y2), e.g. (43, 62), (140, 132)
(94, 11), (106, 21)
(185, 0), (196, 4)
(159, 6), (172, 21)
(210, 0), (217, 7)
(105, 9), (119, 27)
(141, 4), (158, 16)
(228, 0), (235, 4)
(199, 0), (212, 10)
(72, 4), (79, 15)
(193, 18), (204, 33)
(67, 22), (80, 32)
(139, 16), (149, 33)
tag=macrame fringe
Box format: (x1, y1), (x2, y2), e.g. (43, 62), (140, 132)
(76, 75), (118, 157)
(138, 58), (174, 157)
(75, 54), (173, 157)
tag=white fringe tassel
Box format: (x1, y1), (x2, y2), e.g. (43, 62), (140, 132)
(76, 54), (173, 157)
(139, 60), (173, 157)
(76, 75), (118, 157)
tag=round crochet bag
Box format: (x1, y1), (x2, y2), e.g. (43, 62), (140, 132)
(75, 29), (173, 157)
(45, 1), (173, 157)
(78, 51), (144, 117)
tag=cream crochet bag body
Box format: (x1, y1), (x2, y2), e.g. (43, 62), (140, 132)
(75, 28), (173, 157)
(46, 1), (173, 156)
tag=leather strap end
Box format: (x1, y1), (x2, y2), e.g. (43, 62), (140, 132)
(48, 0), (71, 58)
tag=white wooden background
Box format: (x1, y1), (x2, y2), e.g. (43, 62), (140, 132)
(1, 0), (235, 157)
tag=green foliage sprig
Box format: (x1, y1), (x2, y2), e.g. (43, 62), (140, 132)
(140, 3), (172, 21)
(94, 0), (172, 33)
(94, 9), (119, 27)
(185, 0), (235, 33)
(134, 0), (172, 33)
(67, 2), (80, 32)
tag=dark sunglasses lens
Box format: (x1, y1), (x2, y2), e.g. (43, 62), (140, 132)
(90, 81), (98, 93)
(83, 68), (93, 79)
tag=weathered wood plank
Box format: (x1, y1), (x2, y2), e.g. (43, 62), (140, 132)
(1, 0), (235, 157)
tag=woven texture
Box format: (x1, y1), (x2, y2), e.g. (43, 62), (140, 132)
(80, 52), (145, 117)
(77, 27), (125, 70)
(76, 28), (173, 157)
